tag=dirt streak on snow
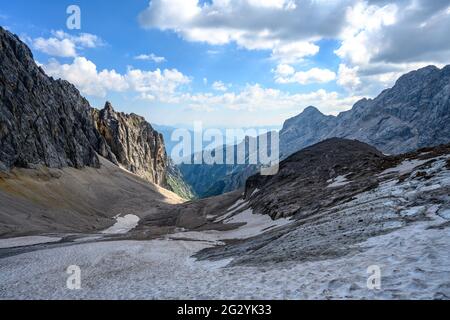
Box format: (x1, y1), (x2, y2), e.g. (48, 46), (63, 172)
(0, 236), (62, 249)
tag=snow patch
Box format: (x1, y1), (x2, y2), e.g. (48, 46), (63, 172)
(172, 208), (291, 243)
(327, 175), (350, 188)
(2, 215), (450, 299)
(102, 214), (140, 234)
(381, 159), (428, 175)
(227, 199), (246, 212)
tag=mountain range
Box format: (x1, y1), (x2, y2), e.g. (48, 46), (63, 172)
(1, 26), (450, 299)
(180, 64), (450, 198)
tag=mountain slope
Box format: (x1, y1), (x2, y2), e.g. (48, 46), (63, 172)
(195, 139), (450, 272)
(0, 157), (183, 238)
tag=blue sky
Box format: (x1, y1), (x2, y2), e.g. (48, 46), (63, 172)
(1, 0), (449, 128)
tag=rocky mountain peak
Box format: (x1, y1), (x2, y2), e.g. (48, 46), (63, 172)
(0, 27), (117, 171)
(103, 101), (115, 113)
(92, 102), (168, 186)
(302, 105), (322, 115)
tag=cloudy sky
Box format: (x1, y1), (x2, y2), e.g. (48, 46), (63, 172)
(1, 0), (450, 127)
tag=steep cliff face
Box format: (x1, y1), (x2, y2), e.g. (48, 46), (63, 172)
(92, 102), (168, 186)
(0, 27), (193, 199)
(0, 27), (116, 171)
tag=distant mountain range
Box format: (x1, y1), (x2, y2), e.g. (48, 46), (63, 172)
(180, 64), (450, 198)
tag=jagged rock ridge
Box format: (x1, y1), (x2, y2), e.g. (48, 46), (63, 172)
(0, 27), (116, 171)
(92, 102), (167, 186)
(0, 27), (193, 199)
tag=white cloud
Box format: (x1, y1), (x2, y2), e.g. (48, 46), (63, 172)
(335, 2), (398, 66)
(43, 57), (128, 97)
(42, 57), (189, 99)
(134, 53), (167, 63)
(274, 65), (336, 85)
(33, 37), (77, 58)
(212, 81), (229, 92)
(138, 0), (450, 96)
(180, 84), (361, 116)
(337, 64), (361, 91)
(31, 30), (103, 57)
(126, 67), (190, 102)
(138, 0), (351, 62)
(271, 41), (319, 63)
(334, 0), (450, 95)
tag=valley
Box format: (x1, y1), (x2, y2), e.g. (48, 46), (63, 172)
(1, 20), (450, 301)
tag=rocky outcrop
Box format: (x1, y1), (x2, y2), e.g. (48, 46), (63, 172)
(245, 138), (391, 219)
(279, 106), (337, 158)
(0, 27), (116, 171)
(92, 102), (168, 186)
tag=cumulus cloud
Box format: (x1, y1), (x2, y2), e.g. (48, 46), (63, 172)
(274, 64), (336, 85)
(33, 37), (77, 58)
(42, 57), (190, 99)
(134, 53), (167, 63)
(212, 81), (229, 92)
(138, 0), (351, 63)
(138, 0), (450, 94)
(43, 57), (128, 96)
(337, 64), (361, 92)
(31, 30), (104, 57)
(335, 0), (450, 94)
(40, 55), (361, 125)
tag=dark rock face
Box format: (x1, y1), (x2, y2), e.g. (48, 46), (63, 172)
(92, 102), (168, 186)
(245, 138), (390, 219)
(0, 27), (116, 171)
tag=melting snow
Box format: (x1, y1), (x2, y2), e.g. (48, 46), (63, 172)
(327, 175), (350, 188)
(1, 214), (449, 299)
(173, 207), (291, 243)
(102, 215), (140, 234)
(1, 156), (450, 299)
(380, 159), (428, 175)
